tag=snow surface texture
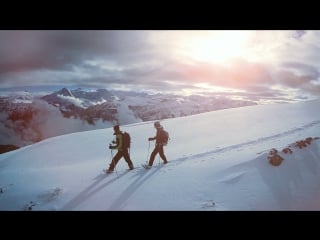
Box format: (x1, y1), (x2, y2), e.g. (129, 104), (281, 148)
(1, 99), (320, 210)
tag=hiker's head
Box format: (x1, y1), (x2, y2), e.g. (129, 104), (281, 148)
(154, 121), (162, 129)
(113, 125), (120, 133)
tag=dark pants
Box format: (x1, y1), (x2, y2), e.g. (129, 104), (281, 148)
(109, 149), (134, 171)
(148, 144), (167, 166)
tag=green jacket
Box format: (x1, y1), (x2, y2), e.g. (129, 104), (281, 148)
(110, 132), (123, 151)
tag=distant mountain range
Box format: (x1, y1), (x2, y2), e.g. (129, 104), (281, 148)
(42, 87), (256, 122)
(0, 87), (256, 152)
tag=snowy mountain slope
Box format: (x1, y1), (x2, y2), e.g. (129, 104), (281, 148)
(0, 99), (320, 210)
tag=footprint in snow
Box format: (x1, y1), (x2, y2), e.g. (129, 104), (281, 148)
(0, 184), (13, 194)
(220, 172), (245, 184)
(37, 187), (63, 203)
(201, 200), (216, 209)
(24, 187), (63, 210)
(24, 201), (40, 211)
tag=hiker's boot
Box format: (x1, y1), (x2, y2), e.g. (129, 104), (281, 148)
(106, 169), (114, 174)
(144, 164), (152, 169)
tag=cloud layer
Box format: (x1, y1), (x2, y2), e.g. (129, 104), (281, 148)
(0, 30), (319, 101)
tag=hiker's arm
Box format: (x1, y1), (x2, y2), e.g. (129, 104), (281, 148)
(110, 135), (122, 149)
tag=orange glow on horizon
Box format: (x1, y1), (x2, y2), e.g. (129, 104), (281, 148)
(181, 60), (270, 90)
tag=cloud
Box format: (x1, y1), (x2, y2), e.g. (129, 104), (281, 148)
(0, 99), (113, 147)
(0, 112), (23, 145)
(0, 30), (165, 89)
(1, 30), (320, 101)
(293, 30), (306, 39)
(0, 30), (151, 73)
(270, 61), (320, 95)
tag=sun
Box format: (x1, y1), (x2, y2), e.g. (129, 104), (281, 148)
(179, 31), (252, 64)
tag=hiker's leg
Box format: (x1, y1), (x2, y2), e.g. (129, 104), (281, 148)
(109, 151), (122, 171)
(158, 145), (168, 163)
(148, 146), (159, 166)
(123, 149), (134, 169)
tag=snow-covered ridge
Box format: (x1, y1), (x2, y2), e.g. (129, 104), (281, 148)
(1, 98), (320, 210)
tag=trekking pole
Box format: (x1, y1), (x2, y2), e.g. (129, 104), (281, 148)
(146, 140), (150, 164)
(110, 149), (118, 177)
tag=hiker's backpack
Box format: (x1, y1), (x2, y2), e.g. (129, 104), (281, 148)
(122, 132), (131, 149)
(159, 129), (169, 146)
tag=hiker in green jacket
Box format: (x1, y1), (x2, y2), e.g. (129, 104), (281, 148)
(107, 125), (134, 173)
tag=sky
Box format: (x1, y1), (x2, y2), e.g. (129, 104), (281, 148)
(0, 30), (320, 102)
(1, 99), (320, 210)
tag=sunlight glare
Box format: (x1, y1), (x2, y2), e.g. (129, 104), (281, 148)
(181, 31), (252, 64)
